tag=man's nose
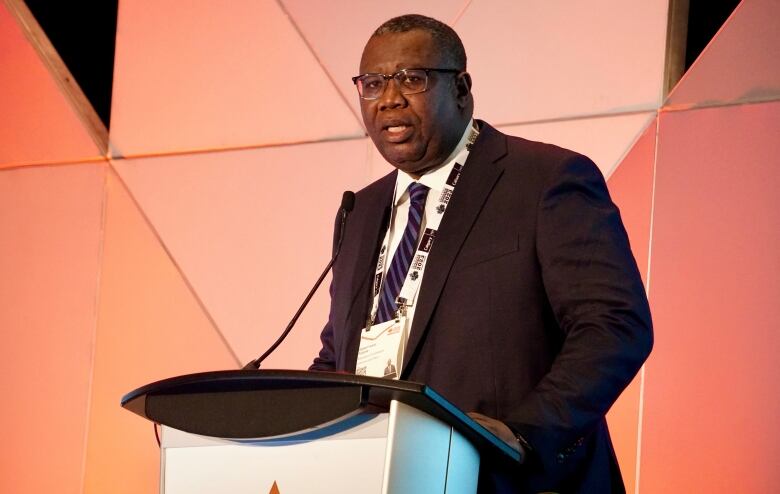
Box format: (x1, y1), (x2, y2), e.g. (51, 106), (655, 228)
(377, 78), (407, 111)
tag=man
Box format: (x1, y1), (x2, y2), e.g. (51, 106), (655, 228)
(311, 14), (652, 493)
(383, 359), (397, 379)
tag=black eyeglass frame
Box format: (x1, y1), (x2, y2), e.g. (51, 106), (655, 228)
(351, 68), (462, 100)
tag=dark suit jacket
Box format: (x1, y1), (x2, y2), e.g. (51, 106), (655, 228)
(311, 121), (653, 493)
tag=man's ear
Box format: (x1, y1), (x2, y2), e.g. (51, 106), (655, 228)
(455, 71), (473, 109)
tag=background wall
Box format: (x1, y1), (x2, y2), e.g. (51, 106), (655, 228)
(1, 0), (777, 492)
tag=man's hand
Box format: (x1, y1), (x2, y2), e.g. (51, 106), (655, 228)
(468, 412), (526, 462)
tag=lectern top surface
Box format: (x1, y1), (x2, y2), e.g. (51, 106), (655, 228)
(121, 369), (521, 464)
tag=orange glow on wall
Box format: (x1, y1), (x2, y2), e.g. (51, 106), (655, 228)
(641, 102), (780, 493)
(83, 171), (239, 493)
(604, 119), (657, 493)
(0, 3), (101, 167)
(0, 163), (105, 493)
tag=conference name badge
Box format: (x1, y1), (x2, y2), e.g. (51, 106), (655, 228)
(356, 318), (405, 380)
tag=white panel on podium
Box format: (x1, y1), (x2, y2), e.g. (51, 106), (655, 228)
(162, 415), (388, 493)
(160, 399), (481, 493)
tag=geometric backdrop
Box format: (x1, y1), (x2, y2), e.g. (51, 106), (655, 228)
(1, 0), (777, 492)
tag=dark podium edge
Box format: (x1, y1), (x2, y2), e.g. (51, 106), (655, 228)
(121, 369), (521, 464)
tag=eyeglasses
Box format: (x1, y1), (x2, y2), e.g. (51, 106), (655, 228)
(352, 68), (461, 100)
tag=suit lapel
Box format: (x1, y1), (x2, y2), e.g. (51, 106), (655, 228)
(338, 171), (395, 371)
(401, 123), (508, 375)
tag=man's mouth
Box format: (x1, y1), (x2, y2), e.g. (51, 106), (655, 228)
(382, 123), (413, 143)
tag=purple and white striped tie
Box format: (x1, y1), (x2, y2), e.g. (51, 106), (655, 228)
(375, 182), (430, 324)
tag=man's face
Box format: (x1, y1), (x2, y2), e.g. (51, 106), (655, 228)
(358, 30), (469, 176)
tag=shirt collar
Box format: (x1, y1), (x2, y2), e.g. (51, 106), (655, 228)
(393, 118), (475, 206)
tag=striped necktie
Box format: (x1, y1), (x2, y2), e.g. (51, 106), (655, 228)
(375, 182), (430, 323)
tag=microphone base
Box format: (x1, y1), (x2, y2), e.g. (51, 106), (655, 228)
(241, 360), (260, 370)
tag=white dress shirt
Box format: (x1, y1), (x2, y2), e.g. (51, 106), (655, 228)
(381, 119), (475, 345)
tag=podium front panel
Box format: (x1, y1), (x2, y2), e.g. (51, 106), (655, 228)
(159, 399), (480, 493)
(161, 415), (388, 493)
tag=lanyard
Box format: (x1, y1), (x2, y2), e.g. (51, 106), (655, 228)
(367, 125), (479, 327)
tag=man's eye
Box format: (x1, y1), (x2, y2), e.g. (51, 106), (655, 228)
(364, 79), (382, 89)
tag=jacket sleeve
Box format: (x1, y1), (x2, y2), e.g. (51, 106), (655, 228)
(510, 154), (653, 472)
(309, 292), (337, 371)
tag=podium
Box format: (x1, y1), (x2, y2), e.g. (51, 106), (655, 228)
(122, 370), (520, 493)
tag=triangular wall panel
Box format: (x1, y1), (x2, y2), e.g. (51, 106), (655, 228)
(111, 138), (371, 370)
(0, 3), (102, 167)
(642, 101), (780, 493)
(498, 111), (656, 178)
(109, 0), (364, 157)
(0, 163), (106, 493)
(665, 0), (780, 109)
(456, 0), (668, 125)
(82, 171), (239, 494)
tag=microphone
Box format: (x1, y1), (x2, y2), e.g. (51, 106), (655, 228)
(242, 191), (356, 370)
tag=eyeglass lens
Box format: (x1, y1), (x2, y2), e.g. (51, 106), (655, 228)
(358, 69), (428, 99)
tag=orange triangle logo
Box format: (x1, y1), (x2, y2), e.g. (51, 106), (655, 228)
(268, 481), (280, 494)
